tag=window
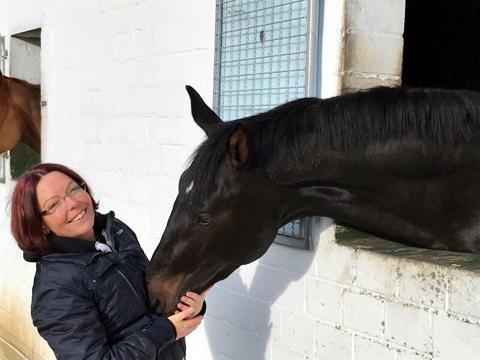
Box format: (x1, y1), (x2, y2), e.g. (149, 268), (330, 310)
(402, 0), (480, 91)
(214, 0), (322, 249)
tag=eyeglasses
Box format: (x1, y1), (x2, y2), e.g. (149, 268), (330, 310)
(40, 182), (87, 216)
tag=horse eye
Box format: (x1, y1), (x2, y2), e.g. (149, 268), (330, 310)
(197, 215), (213, 226)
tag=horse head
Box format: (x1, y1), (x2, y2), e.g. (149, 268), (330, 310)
(0, 70), (41, 154)
(146, 86), (286, 316)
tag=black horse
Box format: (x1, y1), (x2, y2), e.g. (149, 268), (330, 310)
(147, 85), (480, 316)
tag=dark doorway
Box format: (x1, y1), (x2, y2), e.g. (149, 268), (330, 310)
(402, 0), (480, 91)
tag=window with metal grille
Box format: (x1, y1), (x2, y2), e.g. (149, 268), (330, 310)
(214, 0), (322, 249)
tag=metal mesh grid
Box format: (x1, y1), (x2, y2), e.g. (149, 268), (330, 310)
(214, 0), (307, 120)
(278, 219), (302, 237)
(214, 0), (309, 241)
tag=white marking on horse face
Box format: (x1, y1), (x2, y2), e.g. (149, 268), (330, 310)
(185, 181), (194, 195)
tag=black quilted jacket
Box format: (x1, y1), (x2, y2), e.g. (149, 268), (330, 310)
(24, 211), (187, 360)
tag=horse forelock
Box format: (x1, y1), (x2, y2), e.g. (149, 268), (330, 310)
(184, 87), (480, 196)
(183, 124), (234, 197)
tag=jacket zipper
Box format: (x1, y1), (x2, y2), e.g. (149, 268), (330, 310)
(115, 268), (141, 299)
(88, 252), (104, 265)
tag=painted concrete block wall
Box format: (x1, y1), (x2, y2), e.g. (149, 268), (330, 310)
(0, 0), (478, 360)
(0, 1), (216, 359)
(342, 0), (405, 91)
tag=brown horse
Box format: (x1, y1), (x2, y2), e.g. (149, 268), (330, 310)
(0, 70), (41, 154)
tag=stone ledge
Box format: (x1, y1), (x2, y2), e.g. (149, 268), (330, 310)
(335, 227), (480, 272)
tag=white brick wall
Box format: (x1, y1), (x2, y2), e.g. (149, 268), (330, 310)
(0, 0), (479, 359)
(343, 0), (405, 90)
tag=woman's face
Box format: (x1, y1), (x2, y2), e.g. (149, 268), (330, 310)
(36, 171), (96, 241)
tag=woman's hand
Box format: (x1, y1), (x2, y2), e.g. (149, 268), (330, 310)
(176, 287), (212, 318)
(167, 308), (203, 340)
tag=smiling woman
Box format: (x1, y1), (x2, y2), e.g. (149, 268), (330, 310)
(10, 163), (209, 360)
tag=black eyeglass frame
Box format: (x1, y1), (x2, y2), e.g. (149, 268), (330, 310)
(40, 182), (87, 217)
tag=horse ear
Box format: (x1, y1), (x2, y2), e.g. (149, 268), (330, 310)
(228, 125), (250, 169)
(186, 85), (223, 137)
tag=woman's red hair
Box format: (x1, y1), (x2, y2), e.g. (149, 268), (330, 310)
(11, 163), (99, 252)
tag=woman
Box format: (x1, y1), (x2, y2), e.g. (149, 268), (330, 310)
(10, 163), (208, 360)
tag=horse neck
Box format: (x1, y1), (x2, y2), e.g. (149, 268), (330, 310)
(14, 80), (41, 130)
(0, 83), (8, 126)
(245, 116), (359, 225)
(18, 109), (41, 152)
(8, 79), (41, 153)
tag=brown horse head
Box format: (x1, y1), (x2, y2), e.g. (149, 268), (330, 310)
(0, 70), (41, 154)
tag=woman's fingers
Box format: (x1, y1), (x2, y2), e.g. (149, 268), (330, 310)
(176, 287), (213, 318)
(167, 308), (204, 340)
(169, 306), (194, 321)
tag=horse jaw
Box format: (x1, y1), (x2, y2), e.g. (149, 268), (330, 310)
(147, 272), (187, 316)
(147, 258), (241, 316)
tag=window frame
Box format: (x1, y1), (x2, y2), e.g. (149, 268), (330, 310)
(213, 0), (322, 250)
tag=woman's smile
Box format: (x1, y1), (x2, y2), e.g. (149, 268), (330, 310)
(68, 209), (87, 224)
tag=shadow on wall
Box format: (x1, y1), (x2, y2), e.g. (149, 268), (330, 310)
(204, 218), (326, 359)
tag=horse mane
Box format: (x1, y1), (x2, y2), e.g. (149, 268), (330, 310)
(185, 87), (480, 195)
